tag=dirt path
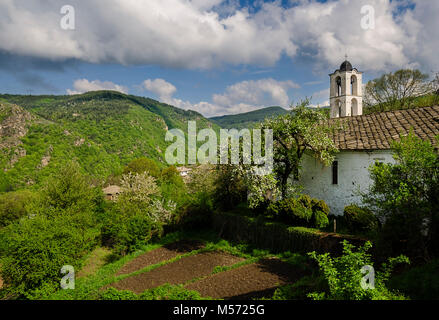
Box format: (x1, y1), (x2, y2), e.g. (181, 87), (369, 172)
(185, 258), (310, 300)
(116, 240), (205, 276)
(110, 251), (244, 294)
(78, 247), (112, 278)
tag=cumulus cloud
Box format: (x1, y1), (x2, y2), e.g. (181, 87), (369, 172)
(0, 0), (296, 69)
(141, 77), (298, 117)
(3, 0), (437, 72)
(212, 78), (300, 112)
(67, 79), (128, 95)
(142, 79), (177, 102)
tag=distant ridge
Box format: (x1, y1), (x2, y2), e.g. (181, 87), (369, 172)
(209, 106), (288, 129)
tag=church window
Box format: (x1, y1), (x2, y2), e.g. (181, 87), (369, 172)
(332, 161), (338, 185)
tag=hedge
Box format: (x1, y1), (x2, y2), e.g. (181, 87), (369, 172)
(212, 212), (366, 255)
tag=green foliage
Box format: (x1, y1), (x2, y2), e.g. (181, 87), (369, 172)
(388, 259), (439, 300)
(0, 190), (38, 227)
(363, 131), (439, 258)
(271, 275), (326, 300)
(0, 162), (102, 298)
(267, 195), (329, 229)
(260, 99), (340, 198)
(176, 191), (214, 229)
(214, 164), (247, 210)
(159, 166), (188, 206)
(313, 211), (329, 229)
(100, 284), (205, 300)
(101, 172), (171, 256)
(267, 197), (313, 226)
(123, 158), (160, 178)
(364, 69), (433, 112)
(0, 213), (99, 299)
(39, 161), (103, 213)
(0, 91), (220, 190)
(343, 205), (379, 234)
(101, 207), (163, 256)
(100, 288), (138, 300)
(139, 284), (205, 300)
(308, 241), (409, 300)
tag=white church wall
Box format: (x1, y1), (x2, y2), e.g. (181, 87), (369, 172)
(296, 150), (395, 216)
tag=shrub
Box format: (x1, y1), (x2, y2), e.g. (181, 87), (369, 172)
(313, 211), (329, 229)
(344, 205), (379, 234)
(101, 206), (163, 256)
(311, 199), (330, 216)
(267, 197), (313, 226)
(308, 240), (409, 300)
(0, 190), (38, 227)
(298, 194), (313, 210)
(214, 165), (247, 210)
(267, 195), (330, 228)
(0, 214), (99, 299)
(175, 191), (213, 229)
(363, 131), (439, 259)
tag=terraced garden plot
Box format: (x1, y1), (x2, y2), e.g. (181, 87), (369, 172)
(116, 240), (205, 276)
(185, 258), (310, 300)
(109, 251), (245, 294)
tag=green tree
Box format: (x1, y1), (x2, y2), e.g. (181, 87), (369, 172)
(364, 69), (433, 112)
(260, 99), (339, 198)
(363, 131), (439, 259)
(123, 158), (160, 178)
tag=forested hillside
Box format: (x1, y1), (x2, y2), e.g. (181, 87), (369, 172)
(209, 106), (288, 129)
(0, 91), (219, 191)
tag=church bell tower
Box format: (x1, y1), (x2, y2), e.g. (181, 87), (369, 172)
(329, 58), (363, 119)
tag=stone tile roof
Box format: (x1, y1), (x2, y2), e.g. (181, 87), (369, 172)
(103, 185), (121, 195)
(329, 106), (439, 150)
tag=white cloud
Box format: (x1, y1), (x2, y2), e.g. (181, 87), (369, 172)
(212, 78), (299, 110)
(142, 79), (177, 102)
(0, 0), (296, 69)
(141, 77), (298, 117)
(67, 79), (128, 95)
(2, 1), (438, 78)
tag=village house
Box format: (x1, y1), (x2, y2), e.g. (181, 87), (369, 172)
(102, 185), (121, 201)
(298, 60), (439, 215)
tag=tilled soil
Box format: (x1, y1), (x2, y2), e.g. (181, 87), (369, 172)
(110, 251), (244, 294)
(185, 258), (310, 300)
(116, 240), (205, 276)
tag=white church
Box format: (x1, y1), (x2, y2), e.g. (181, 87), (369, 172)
(298, 59), (439, 215)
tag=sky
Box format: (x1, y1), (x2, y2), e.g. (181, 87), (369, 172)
(0, 0), (438, 117)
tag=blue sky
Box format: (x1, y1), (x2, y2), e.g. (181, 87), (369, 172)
(0, 0), (437, 117)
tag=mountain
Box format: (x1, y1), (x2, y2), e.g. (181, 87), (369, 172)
(0, 91), (219, 192)
(209, 106), (288, 129)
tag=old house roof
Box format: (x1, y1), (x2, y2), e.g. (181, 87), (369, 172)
(330, 105), (439, 151)
(103, 185), (121, 195)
